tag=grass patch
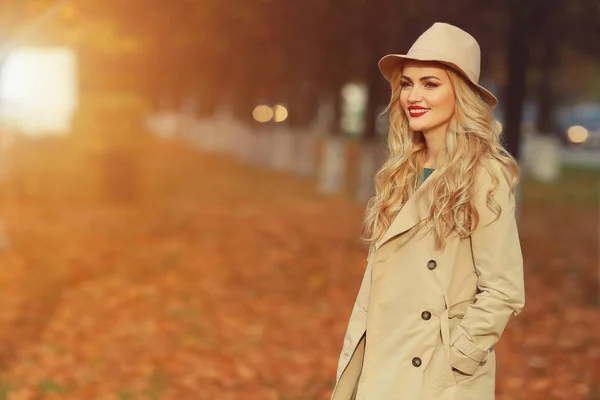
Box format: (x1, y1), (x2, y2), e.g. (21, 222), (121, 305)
(146, 370), (167, 400)
(118, 392), (134, 400)
(37, 379), (66, 394)
(0, 380), (10, 400)
(521, 166), (600, 207)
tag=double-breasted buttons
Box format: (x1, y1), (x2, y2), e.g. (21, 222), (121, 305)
(427, 260), (437, 270)
(421, 311), (431, 320)
(412, 357), (422, 367)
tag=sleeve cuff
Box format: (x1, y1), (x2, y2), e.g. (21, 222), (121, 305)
(448, 325), (490, 375)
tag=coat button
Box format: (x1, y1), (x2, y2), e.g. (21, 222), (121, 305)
(421, 311), (431, 320)
(427, 260), (437, 270)
(412, 357), (422, 367)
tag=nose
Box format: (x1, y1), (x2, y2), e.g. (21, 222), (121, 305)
(407, 86), (423, 104)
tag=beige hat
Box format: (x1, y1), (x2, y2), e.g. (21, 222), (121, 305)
(378, 22), (498, 107)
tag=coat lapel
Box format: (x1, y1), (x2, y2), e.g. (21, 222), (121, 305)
(374, 169), (438, 251)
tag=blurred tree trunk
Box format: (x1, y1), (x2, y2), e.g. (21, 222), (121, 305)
(535, 37), (560, 135)
(503, 1), (530, 160)
(362, 0), (387, 141)
(331, 83), (344, 135)
(364, 62), (387, 140)
(230, 81), (255, 125)
(287, 82), (317, 128)
(534, 3), (562, 136)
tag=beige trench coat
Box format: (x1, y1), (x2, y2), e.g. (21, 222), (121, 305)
(331, 160), (525, 400)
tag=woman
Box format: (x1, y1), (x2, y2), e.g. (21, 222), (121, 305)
(330, 23), (525, 400)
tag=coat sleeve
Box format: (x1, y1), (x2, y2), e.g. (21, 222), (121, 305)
(448, 165), (526, 375)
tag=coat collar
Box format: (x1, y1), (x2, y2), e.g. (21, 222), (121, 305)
(374, 168), (439, 251)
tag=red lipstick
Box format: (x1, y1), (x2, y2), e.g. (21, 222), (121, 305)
(408, 106), (429, 118)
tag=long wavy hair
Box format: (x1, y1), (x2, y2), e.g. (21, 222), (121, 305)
(362, 62), (519, 251)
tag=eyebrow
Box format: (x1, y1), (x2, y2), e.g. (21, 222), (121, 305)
(400, 75), (441, 82)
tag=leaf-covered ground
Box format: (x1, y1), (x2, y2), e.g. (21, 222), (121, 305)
(0, 139), (598, 399)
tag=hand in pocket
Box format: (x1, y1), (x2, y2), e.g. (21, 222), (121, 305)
(451, 367), (471, 383)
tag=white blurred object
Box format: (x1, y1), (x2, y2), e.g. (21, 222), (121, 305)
(188, 118), (213, 149)
(341, 83), (367, 137)
(0, 46), (78, 136)
(146, 111), (181, 139)
(318, 136), (346, 193)
(230, 124), (252, 161)
(356, 141), (383, 203)
(213, 105), (237, 152)
(253, 130), (273, 167)
(293, 131), (317, 177)
(525, 133), (561, 183)
(315, 96), (335, 133)
(271, 127), (295, 171)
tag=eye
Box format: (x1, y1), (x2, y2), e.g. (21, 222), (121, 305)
(425, 81), (439, 88)
(400, 81), (412, 89)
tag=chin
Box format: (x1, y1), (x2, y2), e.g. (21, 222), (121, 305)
(409, 122), (429, 132)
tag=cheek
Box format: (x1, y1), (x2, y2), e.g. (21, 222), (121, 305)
(428, 91), (455, 115)
(399, 92), (408, 108)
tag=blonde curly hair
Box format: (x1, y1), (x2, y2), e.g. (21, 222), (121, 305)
(362, 63), (519, 251)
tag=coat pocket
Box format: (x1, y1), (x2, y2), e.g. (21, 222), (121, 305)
(426, 334), (456, 389)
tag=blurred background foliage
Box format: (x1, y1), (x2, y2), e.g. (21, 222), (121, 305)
(3, 0), (599, 142)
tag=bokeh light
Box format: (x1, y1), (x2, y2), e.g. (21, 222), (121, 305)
(567, 125), (588, 143)
(272, 104), (288, 122)
(252, 105), (273, 123)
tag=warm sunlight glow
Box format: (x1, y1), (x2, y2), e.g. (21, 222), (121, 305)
(0, 46), (78, 136)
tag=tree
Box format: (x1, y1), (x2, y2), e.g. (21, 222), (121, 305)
(459, 0), (600, 158)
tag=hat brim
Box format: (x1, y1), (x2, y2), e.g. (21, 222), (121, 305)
(378, 54), (498, 108)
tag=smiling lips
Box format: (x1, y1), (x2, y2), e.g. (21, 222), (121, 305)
(408, 106), (430, 118)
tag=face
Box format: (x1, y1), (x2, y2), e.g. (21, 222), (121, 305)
(399, 60), (456, 136)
